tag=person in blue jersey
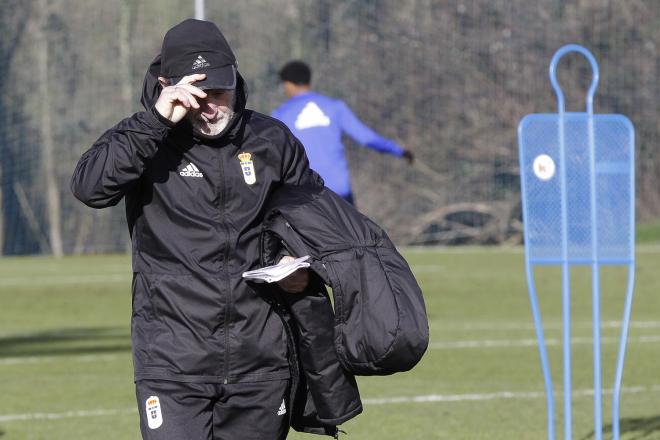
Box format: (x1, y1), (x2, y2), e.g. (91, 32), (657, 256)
(272, 60), (414, 204)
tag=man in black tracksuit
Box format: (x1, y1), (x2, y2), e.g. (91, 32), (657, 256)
(71, 19), (320, 439)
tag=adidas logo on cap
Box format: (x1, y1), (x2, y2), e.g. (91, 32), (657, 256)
(179, 162), (203, 177)
(192, 55), (211, 70)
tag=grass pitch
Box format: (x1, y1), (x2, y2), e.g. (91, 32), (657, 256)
(2, 247), (660, 439)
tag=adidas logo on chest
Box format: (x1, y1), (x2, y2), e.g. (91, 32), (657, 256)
(179, 162), (203, 178)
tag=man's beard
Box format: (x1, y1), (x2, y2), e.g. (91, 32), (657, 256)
(189, 109), (235, 136)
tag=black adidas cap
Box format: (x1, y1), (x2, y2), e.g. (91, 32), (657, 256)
(160, 19), (237, 90)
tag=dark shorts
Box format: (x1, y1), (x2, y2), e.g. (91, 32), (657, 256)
(136, 379), (290, 440)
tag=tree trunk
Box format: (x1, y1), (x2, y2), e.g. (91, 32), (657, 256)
(35, 0), (63, 257)
(14, 182), (51, 252)
(119, 0), (134, 116)
(0, 172), (3, 255)
(0, 1), (32, 256)
(118, 0), (137, 253)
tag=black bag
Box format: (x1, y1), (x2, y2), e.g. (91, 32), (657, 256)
(261, 185), (429, 375)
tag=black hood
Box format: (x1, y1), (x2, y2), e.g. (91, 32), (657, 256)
(140, 54), (248, 140)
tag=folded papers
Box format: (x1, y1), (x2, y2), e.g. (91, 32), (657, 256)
(242, 255), (311, 283)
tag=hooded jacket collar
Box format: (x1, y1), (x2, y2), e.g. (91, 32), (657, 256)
(141, 54), (248, 143)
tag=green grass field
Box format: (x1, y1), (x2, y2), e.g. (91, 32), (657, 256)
(2, 247), (660, 439)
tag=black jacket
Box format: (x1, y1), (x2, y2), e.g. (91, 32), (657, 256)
(262, 185), (429, 376)
(71, 56), (322, 387)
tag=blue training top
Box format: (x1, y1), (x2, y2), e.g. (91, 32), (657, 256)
(272, 91), (404, 198)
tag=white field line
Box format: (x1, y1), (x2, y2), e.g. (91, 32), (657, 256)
(2, 331), (660, 366)
(0, 328), (128, 338)
(430, 334), (660, 349)
(1, 244), (657, 285)
(0, 353), (124, 366)
(0, 407), (136, 423)
(0, 265), (444, 282)
(429, 320), (660, 331)
(0, 334), (656, 367)
(0, 274), (130, 287)
(363, 384), (660, 405)
(400, 244), (660, 254)
(3, 385), (660, 423)
(10, 319), (653, 338)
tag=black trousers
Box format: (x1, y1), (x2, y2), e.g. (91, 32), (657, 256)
(136, 379), (290, 440)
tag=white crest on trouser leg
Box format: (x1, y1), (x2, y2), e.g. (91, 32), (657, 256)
(145, 396), (163, 429)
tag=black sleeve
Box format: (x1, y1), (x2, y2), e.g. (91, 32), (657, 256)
(70, 108), (174, 208)
(281, 132), (324, 187)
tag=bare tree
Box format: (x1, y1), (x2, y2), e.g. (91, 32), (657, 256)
(119, 0), (138, 115)
(33, 0), (63, 256)
(0, 0), (32, 255)
(2, 0), (660, 253)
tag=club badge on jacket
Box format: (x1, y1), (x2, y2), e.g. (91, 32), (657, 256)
(238, 152), (256, 185)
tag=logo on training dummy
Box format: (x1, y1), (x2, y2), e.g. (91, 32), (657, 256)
(145, 396), (163, 429)
(238, 152), (256, 185)
(533, 154), (556, 181)
(277, 399), (287, 416)
(179, 162), (204, 178)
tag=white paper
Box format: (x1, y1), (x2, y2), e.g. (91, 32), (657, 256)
(242, 255), (311, 283)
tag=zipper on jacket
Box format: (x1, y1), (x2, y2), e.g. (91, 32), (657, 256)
(222, 218), (231, 384)
(223, 159), (232, 385)
(216, 148), (232, 384)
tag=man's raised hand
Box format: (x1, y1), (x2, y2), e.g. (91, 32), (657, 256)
(154, 74), (208, 123)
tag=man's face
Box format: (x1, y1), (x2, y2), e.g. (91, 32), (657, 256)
(187, 89), (236, 136)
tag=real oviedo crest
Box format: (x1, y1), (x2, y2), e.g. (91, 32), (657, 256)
(145, 396), (163, 429)
(238, 152), (256, 185)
